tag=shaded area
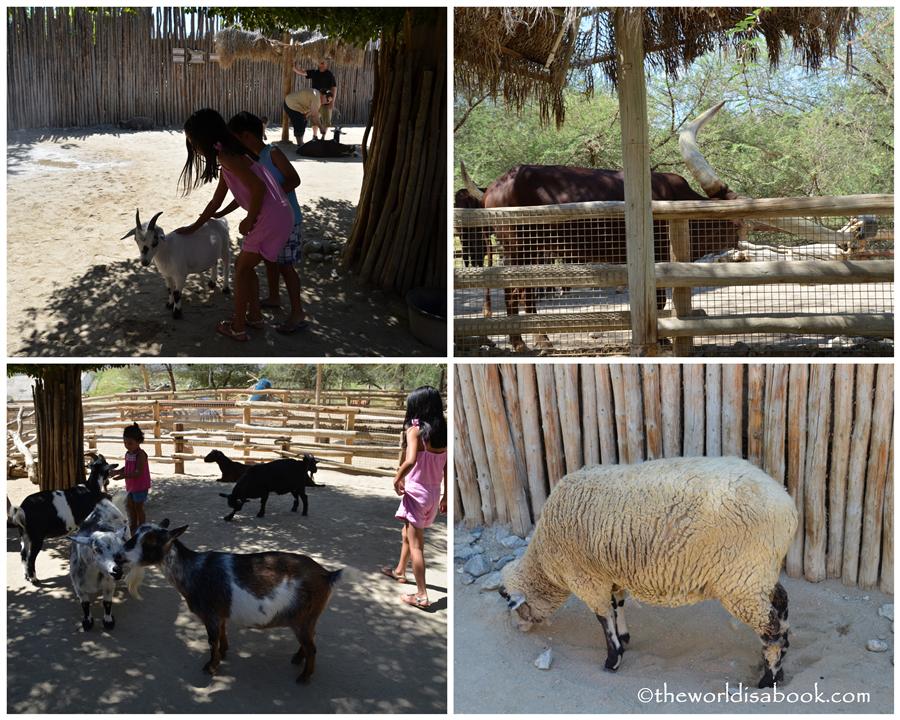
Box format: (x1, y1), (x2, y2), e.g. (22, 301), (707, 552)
(8, 468), (447, 713)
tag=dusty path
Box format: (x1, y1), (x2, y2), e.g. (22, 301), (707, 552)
(7, 125), (436, 357)
(454, 558), (892, 713)
(7, 459), (447, 713)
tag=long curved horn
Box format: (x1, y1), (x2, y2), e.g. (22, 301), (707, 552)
(460, 160), (484, 205)
(146, 211), (163, 234)
(678, 102), (739, 200)
(135, 209), (141, 228)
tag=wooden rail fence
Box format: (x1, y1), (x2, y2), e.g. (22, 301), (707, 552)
(7, 7), (375, 130)
(8, 388), (410, 479)
(454, 363), (893, 592)
(454, 195), (894, 355)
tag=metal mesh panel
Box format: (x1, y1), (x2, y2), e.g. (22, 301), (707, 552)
(454, 200), (893, 356)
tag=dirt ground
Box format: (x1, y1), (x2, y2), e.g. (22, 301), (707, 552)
(7, 125), (437, 357)
(7, 455), (447, 713)
(454, 570), (892, 714)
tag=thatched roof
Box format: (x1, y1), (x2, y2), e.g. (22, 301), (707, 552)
(214, 27), (368, 69)
(455, 7), (859, 127)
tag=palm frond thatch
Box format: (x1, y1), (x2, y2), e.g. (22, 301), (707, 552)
(455, 7), (860, 127)
(214, 27), (367, 69)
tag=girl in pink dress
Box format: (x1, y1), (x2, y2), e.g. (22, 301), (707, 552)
(175, 108), (294, 341)
(381, 386), (447, 609)
(110, 423), (152, 536)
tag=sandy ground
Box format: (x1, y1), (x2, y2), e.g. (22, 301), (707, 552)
(7, 125), (439, 357)
(7, 454), (447, 713)
(454, 532), (892, 714)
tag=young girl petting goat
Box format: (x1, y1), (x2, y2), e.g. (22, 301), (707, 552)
(381, 386), (447, 609)
(175, 108), (294, 341)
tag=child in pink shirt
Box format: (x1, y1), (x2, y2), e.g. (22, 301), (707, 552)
(111, 423), (151, 536)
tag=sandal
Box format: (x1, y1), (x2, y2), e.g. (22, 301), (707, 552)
(380, 566), (408, 583)
(216, 320), (249, 342)
(276, 319), (310, 335)
(401, 593), (430, 609)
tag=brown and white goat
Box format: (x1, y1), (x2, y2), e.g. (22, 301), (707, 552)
(117, 520), (340, 682)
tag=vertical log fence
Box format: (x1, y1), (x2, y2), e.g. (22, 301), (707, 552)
(454, 362), (893, 592)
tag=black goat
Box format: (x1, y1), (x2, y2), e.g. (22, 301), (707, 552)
(204, 450), (249, 484)
(219, 456), (319, 521)
(9, 453), (119, 584)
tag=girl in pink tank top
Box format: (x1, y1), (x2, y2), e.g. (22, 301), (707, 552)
(110, 423), (152, 536)
(381, 387), (447, 609)
(175, 108), (294, 342)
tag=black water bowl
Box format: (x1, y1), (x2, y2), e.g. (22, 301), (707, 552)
(406, 288), (447, 352)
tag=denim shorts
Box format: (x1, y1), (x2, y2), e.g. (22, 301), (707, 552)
(128, 490), (149, 503)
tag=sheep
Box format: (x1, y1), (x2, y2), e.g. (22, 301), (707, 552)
(69, 498), (145, 630)
(498, 457), (798, 689)
(204, 449), (249, 484)
(219, 456), (320, 521)
(116, 520), (341, 682)
(10, 453), (118, 584)
(121, 209), (231, 318)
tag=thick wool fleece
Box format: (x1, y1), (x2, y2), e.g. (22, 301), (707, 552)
(501, 456), (798, 634)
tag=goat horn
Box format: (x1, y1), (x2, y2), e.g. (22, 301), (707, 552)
(460, 160), (484, 205)
(678, 101), (740, 200)
(147, 211), (163, 234)
(135, 209), (141, 228)
(121, 229), (136, 239)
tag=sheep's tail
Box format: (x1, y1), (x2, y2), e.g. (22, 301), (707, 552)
(125, 565), (146, 600)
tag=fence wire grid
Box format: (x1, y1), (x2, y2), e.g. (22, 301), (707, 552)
(454, 201), (893, 356)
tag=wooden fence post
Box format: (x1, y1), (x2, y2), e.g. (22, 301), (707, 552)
(880, 448), (893, 594)
(535, 365), (565, 487)
(153, 400), (161, 458)
(343, 410), (356, 466)
(669, 219), (694, 355)
(762, 364), (788, 492)
(827, 364), (855, 578)
(785, 364), (809, 577)
(803, 363), (833, 582)
(615, 8), (658, 356)
(682, 364), (704, 456)
(174, 421), (184, 474)
(660, 364), (681, 458)
(843, 364), (875, 585)
(721, 364), (743, 456)
(747, 365), (766, 466)
(517, 364), (548, 520)
(581, 365), (600, 466)
(705, 364), (721, 456)
(594, 365), (618, 464)
(859, 364), (892, 589)
(453, 401), (484, 527)
(642, 364), (662, 460)
(456, 365), (496, 524)
(555, 365), (583, 474)
(243, 406), (252, 460)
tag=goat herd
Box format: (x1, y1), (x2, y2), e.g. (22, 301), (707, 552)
(8, 450), (336, 685)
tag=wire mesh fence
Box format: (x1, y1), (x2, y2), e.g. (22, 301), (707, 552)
(454, 196), (893, 356)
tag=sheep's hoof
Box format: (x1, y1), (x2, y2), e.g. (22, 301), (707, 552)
(222, 287), (232, 296)
(757, 668), (783, 689)
(103, 617), (115, 631)
(619, 633), (630, 645)
(82, 617), (95, 631)
(172, 308), (183, 319)
(256, 511), (265, 518)
(302, 510), (308, 516)
(603, 655), (621, 671)
(223, 515), (234, 522)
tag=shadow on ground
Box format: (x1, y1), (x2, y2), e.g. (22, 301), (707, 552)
(8, 471), (447, 713)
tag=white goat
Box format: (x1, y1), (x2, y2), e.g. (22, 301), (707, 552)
(121, 209), (231, 318)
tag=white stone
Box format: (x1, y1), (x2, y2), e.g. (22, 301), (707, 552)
(479, 571), (503, 591)
(534, 647), (553, 670)
(878, 604), (894, 621)
(866, 639), (889, 653)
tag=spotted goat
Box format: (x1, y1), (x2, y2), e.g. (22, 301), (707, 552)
(69, 498), (145, 630)
(117, 520), (341, 682)
(9, 453), (118, 584)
